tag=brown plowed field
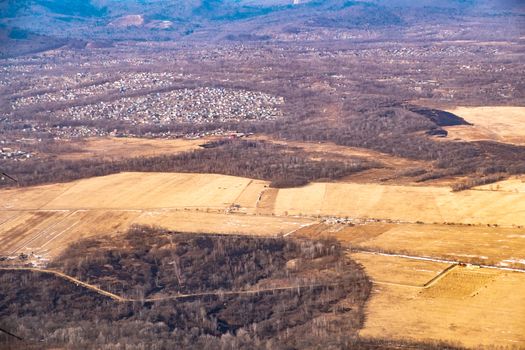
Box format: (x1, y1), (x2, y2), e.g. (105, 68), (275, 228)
(0, 211), (70, 255)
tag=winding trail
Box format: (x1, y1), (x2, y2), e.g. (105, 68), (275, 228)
(0, 267), (338, 302)
(0, 267), (127, 301)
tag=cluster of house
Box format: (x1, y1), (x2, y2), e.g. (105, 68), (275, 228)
(57, 87), (283, 125)
(11, 72), (185, 110)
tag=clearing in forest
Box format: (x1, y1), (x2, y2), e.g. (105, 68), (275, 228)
(55, 137), (210, 161)
(445, 106), (525, 145)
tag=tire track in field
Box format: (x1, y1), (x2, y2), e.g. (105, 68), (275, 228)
(9, 211), (75, 255)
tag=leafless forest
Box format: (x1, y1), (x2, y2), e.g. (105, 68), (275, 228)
(1, 1), (524, 349)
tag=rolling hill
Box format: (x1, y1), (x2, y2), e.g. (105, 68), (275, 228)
(1, 0), (523, 45)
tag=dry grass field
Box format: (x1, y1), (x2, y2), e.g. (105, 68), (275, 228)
(445, 106), (525, 145)
(295, 222), (394, 244)
(350, 252), (450, 287)
(0, 210), (143, 258)
(133, 210), (314, 237)
(273, 182), (525, 226)
(2, 171), (525, 348)
(357, 223), (525, 268)
(1, 183), (72, 210)
(474, 176), (525, 193)
(3, 173), (525, 258)
(0, 173), (313, 259)
(55, 137), (212, 160)
(0, 209), (313, 259)
(355, 254), (525, 348)
(42, 172), (255, 210)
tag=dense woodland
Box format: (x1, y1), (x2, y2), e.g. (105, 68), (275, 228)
(51, 226), (367, 299)
(0, 226), (464, 349)
(0, 227), (373, 349)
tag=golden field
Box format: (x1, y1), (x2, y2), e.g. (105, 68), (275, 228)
(2, 171), (525, 348)
(55, 136), (211, 160)
(273, 181), (525, 226)
(445, 106), (525, 145)
(4, 172), (525, 226)
(353, 253), (525, 348)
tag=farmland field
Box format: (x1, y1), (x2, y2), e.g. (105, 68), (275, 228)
(355, 255), (525, 348)
(2, 171), (525, 348)
(273, 182), (525, 226)
(41, 172), (255, 210)
(0, 208), (313, 259)
(2, 1), (524, 347)
(5, 172), (525, 225)
(350, 252), (451, 287)
(355, 223), (525, 268)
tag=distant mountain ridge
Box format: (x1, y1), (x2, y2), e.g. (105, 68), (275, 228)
(0, 0), (524, 53)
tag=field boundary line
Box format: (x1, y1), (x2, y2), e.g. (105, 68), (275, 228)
(370, 280), (422, 288)
(283, 222), (317, 237)
(423, 264), (458, 288)
(40, 219), (82, 249)
(351, 250), (525, 274)
(0, 213), (21, 229)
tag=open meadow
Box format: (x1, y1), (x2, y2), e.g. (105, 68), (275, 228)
(56, 137), (211, 161)
(445, 107), (525, 145)
(273, 181), (525, 226)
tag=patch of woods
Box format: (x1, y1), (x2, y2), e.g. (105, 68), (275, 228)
(0, 140), (378, 188)
(258, 101), (525, 186)
(0, 226), (463, 349)
(451, 174), (507, 192)
(50, 227), (368, 300)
